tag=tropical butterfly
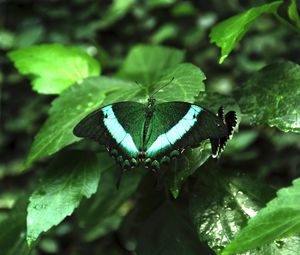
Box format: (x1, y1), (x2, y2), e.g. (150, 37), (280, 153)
(73, 95), (237, 187)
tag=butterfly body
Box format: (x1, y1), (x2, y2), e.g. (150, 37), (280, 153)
(73, 97), (237, 175)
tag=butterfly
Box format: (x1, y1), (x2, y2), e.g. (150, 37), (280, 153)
(73, 96), (237, 187)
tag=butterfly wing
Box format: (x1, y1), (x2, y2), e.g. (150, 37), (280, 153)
(145, 102), (228, 159)
(73, 102), (145, 159)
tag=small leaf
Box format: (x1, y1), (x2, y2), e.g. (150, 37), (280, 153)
(236, 61), (300, 133)
(8, 44), (101, 94)
(210, 1), (283, 63)
(150, 24), (178, 44)
(136, 202), (211, 255)
(288, 0), (300, 28)
(27, 150), (101, 245)
(222, 178), (300, 255)
(0, 195), (30, 255)
(98, 0), (135, 29)
(117, 44), (185, 85)
(75, 0), (135, 38)
(25, 77), (139, 167)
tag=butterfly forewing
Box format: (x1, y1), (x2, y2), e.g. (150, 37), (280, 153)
(73, 102), (145, 158)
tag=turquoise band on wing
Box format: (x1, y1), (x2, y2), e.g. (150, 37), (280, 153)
(146, 105), (202, 156)
(102, 105), (139, 155)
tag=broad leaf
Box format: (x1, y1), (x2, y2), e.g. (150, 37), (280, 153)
(27, 150), (101, 245)
(25, 77), (139, 167)
(152, 63), (205, 103)
(197, 91), (241, 129)
(8, 44), (100, 94)
(117, 44), (185, 85)
(0, 196), (31, 255)
(189, 166), (300, 255)
(136, 202), (212, 255)
(222, 178), (300, 255)
(76, 161), (144, 241)
(237, 61), (300, 133)
(210, 1), (283, 63)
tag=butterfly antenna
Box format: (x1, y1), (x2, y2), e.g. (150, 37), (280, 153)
(150, 77), (174, 97)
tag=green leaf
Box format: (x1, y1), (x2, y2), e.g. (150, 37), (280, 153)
(27, 150), (101, 245)
(8, 44), (101, 94)
(117, 44), (185, 85)
(167, 142), (211, 199)
(197, 92), (241, 125)
(0, 196), (31, 255)
(152, 63), (206, 102)
(25, 77), (139, 168)
(222, 178), (300, 255)
(150, 24), (178, 44)
(237, 61), (300, 133)
(76, 0), (135, 38)
(136, 202), (211, 255)
(288, 0), (300, 28)
(222, 179), (300, 255)
(76, 161), (144, 241)
(98, 0), (135, 29)
(223, 130), (258, 155)
(147, 0), (176, 9)
(210, 1), (283, 63)
(189, 167), (300, 254)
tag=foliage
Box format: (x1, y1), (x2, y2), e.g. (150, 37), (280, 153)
(1, 1), (300, 255)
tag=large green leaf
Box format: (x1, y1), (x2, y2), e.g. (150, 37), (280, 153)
(76, 161), (144, 241)
(222, 178), (300, 255)
(189, 166), (300, 255)
(0, 196), (31, 255)
(136, 202), (212, 255)
(117, 44), (185, 85)
(152, 63), (205, 103)
(27, 150), (101, 245)
(25, 77), (139, 167)
(8, 44), (100, 94)
(210, 1), (283, 63)
(237, 61), (300, 133)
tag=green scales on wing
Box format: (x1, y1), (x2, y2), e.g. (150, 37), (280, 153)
(73, 97), (237, 175)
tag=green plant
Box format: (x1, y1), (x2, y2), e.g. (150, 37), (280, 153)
(1, 1), (300, 254)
